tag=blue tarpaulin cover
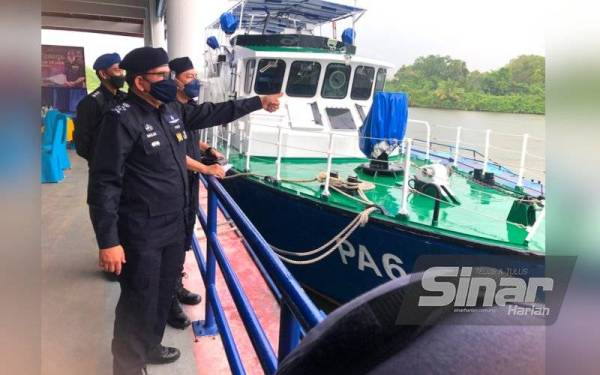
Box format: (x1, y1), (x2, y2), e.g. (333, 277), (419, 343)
(206, 36), (220, 49)
(342, 28), (356, 45)
(359, 92), (408, 157)
(220, 12), (239, 34)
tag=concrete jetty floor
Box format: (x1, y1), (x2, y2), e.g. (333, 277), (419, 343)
(42, 150), (279, 375)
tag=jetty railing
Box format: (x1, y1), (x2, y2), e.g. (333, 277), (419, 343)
(191, 174), (324, 375)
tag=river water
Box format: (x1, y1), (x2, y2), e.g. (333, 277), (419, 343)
(405, 107), (546, 183)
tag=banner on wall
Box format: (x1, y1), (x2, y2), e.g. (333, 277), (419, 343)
(41, 45), (87, 113)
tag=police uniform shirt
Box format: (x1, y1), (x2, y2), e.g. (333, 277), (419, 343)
(87, 93), (262, 249)
(74, 84), (126, 164)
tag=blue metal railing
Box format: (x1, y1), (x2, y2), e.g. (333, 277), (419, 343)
(190, 175), (324, 375)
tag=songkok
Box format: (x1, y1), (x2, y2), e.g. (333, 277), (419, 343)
(120, 47), (169, 74)
(169, 57), (194, 75)
(93, 53), (121, 71)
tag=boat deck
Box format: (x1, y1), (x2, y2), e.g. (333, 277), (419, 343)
(226, 149), (545, 252)
(42, 151), (280, 374)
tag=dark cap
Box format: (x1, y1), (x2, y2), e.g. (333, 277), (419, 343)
(93, 53), (121, 71)
(120, 47), (169, 74)
(169, 57), (194, 75)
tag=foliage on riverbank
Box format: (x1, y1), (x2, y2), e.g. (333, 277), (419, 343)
(386, 55), (545, 114)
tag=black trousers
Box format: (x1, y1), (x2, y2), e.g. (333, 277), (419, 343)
(113, 212), (186, 375)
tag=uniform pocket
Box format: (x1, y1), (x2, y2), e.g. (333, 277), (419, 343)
(141, 135), (162, 155)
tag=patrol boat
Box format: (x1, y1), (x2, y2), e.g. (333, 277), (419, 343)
(200, 0), (546, 306)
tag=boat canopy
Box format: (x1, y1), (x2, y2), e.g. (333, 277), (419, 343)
(207, 0), (365, 34)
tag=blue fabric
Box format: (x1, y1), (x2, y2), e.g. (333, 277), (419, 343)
(358, 92), (408, 157)
(342, 28), (355, 45)
(220, 12), (239, 34)
(207, 36), (220, 49)
(41, 109), (67, 183)
(93, 52), (121, 71)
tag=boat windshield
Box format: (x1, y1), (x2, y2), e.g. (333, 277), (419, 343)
(350, 65), (375, 100)
(286, 61), (322, 98)
(374, 68), (387, 92)
(321, 63), (351, 99)
(255, 59), (286, 94)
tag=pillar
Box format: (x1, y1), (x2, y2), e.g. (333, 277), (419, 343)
(166, 0), (204, 76)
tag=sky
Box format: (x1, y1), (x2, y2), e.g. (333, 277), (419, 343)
(41, 0), (544, 73)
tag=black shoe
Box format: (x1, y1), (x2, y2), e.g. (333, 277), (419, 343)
(146, 345), (181, 364)
(175, 273), (202, 305)
(167, 299), (191, 329)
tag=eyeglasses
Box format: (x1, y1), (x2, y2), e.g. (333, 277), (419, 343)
(141, 71), (175, 80)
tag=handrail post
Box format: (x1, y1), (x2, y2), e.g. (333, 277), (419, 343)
(202, 187), (218, 333)
(398, 138), (412, 216)
(517, 133), (529, 187)
(482, 129), (491, 174)
(453, 126), (462, 167)
(212, 127), (218, 150)
(277, 302), (301, 362)
(225, 123), (232, 160)
(275, 126), (283, 181)
(424, 121), (431, 161)
(245, 124), (252, 172)
(322, 132), (335, 196)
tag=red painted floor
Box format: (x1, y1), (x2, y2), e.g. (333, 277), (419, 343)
(181, 185), (281, 375)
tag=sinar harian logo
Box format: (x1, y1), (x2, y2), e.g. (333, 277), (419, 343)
(419, 266), (554, 308)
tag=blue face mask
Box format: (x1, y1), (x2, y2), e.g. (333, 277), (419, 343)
(148, 78), (178, 103)
(183, 79), (201, 98)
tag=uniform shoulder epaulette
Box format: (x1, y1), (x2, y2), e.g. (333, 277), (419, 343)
(110, 102), (132, 115)
(91, 90), (101, 98)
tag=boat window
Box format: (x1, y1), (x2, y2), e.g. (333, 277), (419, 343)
(244, 59), (256, 94)
(351, 65), (375, 100)
(325, 107), (356, 130)
(374, 68), (387, 92)
(286, 61), (321, 97)
(254, 59), (286, 95)
(321, 63), (351, 99)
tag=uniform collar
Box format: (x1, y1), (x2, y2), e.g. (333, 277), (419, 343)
(128, 91), (160, 113)
(99, 83), (126, 100)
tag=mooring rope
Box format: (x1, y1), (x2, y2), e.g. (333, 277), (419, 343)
(271, 206), (379, 265)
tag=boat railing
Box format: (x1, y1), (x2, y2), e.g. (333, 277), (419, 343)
(202, 114), (545, 183)
(191, 174), (324, 374)
(199, 115), (545, 226)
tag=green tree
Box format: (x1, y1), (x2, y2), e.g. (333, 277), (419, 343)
(385, 54), (545, 114)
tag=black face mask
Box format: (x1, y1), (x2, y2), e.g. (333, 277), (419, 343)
(108, 74), (126, 89)
(147, 78), (178, 103)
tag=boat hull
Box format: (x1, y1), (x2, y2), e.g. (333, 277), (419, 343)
(221, 176), (544, 306)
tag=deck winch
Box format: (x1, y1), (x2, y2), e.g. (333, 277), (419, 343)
(413, 163), (460, 204)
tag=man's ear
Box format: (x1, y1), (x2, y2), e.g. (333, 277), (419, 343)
(98, 70), (108, 80)
(134, 75), (146, 92)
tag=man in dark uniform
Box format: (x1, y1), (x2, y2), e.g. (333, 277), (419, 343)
(87, 47), (281, 375)
(165, 56), (225, 330)
(74, 52), (127, 165)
